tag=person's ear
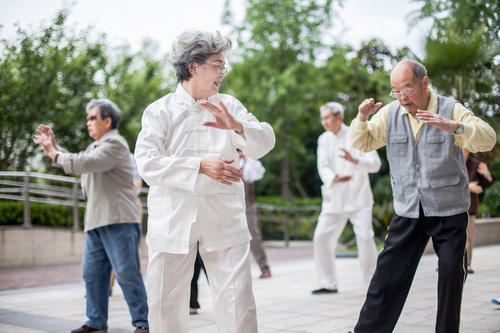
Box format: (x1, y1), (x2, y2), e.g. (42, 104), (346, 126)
(421, 76), (429, 89)
(189, 63), (198, 76)
(103, 116), (112, 129)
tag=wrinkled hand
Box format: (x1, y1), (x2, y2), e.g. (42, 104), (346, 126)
(333, 175), (352, 183)
(36, 124), (57, 148)
(199, 157), (242, 186)
(199, 100), (244, 134)
(339, 148), (358, 164)
(469, 181), (483, 194)
(33, 130), (58, 161)
(416, 110), (459, 132)
(358, 98), (383, 121)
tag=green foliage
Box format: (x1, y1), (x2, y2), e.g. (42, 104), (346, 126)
(0, 200), (84, 228)
(224, 0), (396, 200)
(423, 26), (499, 117)
(0, 8), (174, 172)
(411, 0), (499, 43)
(0, 9), (106, 171)
(482, 182), (500, 217)
(224, 0), (339, 200)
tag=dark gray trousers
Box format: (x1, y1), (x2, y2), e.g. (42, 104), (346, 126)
(355, 205), (468, 333)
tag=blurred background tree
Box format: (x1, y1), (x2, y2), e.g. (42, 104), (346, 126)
(0, 0), (498, 235)
(0, 9), (174, 172)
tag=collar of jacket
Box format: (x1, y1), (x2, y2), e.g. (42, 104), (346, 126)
(175, 83), (221, 110)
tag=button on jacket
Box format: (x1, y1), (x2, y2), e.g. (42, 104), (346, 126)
(135, 84), (275, 254)
(58, 129), (141, 232)
(317, 124), (381, 214)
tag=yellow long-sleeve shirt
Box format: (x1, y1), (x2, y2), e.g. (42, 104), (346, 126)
(350, 89), (497, 153)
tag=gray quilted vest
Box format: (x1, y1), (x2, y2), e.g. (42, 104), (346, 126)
(386, 95), (470, 218)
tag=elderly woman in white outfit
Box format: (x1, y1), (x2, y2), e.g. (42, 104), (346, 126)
(312, 102), (381, 294)
(134, 31), (275, 333)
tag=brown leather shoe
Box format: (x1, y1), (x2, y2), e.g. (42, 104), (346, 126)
(134, 327), (149, 333)
(71, 325), (106, 333)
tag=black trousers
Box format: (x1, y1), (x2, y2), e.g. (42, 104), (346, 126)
(189, 245), (207, 309)
(355, 206), (468, 333)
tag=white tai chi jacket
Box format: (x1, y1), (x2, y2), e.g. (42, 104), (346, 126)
(317, 124), (381, 214)
(135, 84), (275, 254)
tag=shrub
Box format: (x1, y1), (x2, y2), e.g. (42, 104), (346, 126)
(0, 200), (84, 228)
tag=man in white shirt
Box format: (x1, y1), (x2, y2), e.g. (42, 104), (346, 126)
(134, 31), (275, 333)
(312, 102), (381, 294)
(237, 149), (271, 279)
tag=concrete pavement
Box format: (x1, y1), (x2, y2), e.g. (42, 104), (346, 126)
(0, 242), (499, 332)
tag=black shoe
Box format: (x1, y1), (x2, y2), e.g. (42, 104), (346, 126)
(134, 327), (149, 333)
(312, 288), (338, 294)
(71, 325), (106, 333)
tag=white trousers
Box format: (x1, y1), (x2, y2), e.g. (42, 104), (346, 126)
(146, 223), (258, 333)
(313, 206), (377, 289)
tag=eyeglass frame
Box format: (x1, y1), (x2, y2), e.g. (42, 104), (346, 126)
(205, 61), (228, 74)
(389, 87), (417, 99)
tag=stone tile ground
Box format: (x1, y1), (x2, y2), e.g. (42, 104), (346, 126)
(0, 242), (499, 332)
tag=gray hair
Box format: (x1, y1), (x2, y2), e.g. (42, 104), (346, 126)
(320, 102), (344, 120)
(169, 30), (232, 82)
(396, 59), (427, 80)
(86, 98), (122, 129)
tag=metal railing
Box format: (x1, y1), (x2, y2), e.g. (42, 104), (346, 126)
(257, 203), (320, 247)
(0, 171), (319, 245)
(0, 171), (86, 229)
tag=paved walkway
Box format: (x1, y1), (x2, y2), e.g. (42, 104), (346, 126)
(0, 242), (499, 332)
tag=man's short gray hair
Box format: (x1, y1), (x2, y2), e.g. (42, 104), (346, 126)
(86, 98), (122, 129)
(169, 30), (232, 82)
(320, 102), (344, 120)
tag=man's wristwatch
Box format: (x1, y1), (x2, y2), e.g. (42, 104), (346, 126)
(454, 123), (464, 135)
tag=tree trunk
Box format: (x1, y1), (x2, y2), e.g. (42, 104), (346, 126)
(280, 129), (293, 201)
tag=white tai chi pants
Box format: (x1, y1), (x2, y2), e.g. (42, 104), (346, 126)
(313, 206), (378, 290)
(146, 223), (258, 333)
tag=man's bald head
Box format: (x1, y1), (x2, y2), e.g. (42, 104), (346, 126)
(392, 59), (427, 82)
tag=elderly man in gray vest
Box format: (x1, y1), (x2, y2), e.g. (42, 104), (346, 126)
(34, 99), (149, 333)
(350, 59), (496, 333)
(312, 102), (381, 295)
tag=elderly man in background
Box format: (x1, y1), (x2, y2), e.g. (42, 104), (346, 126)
(34, 99), (149, 333)
(312, 102), (381, 295)
(350, 59), (496, 333)
(134, 30), (275, 333)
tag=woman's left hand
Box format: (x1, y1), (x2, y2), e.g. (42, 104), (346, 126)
(199, 100), (244, 134)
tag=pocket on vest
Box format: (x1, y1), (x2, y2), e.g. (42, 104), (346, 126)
(429, 173), (461, 209)
(425, 135), (446, 157)
(429, 173), (459, 188)
(389, 135), (408, 157)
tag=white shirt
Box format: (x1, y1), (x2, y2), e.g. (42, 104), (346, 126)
(317, 124), (381, 214)
(240, 157), (265, 184)
(135, 84), (275, 254)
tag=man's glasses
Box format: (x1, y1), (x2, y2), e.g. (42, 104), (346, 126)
(389, 87), (415, 98)
(206, 61), (228, 74)
(87, 115), (99, 122)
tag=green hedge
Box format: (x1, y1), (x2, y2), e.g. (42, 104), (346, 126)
(0, 200), (84, 228)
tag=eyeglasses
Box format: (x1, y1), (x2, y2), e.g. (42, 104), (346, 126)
(206, 61), (228, 74)
(390, 87), (415, 98)
(87, 115), (99, 121)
